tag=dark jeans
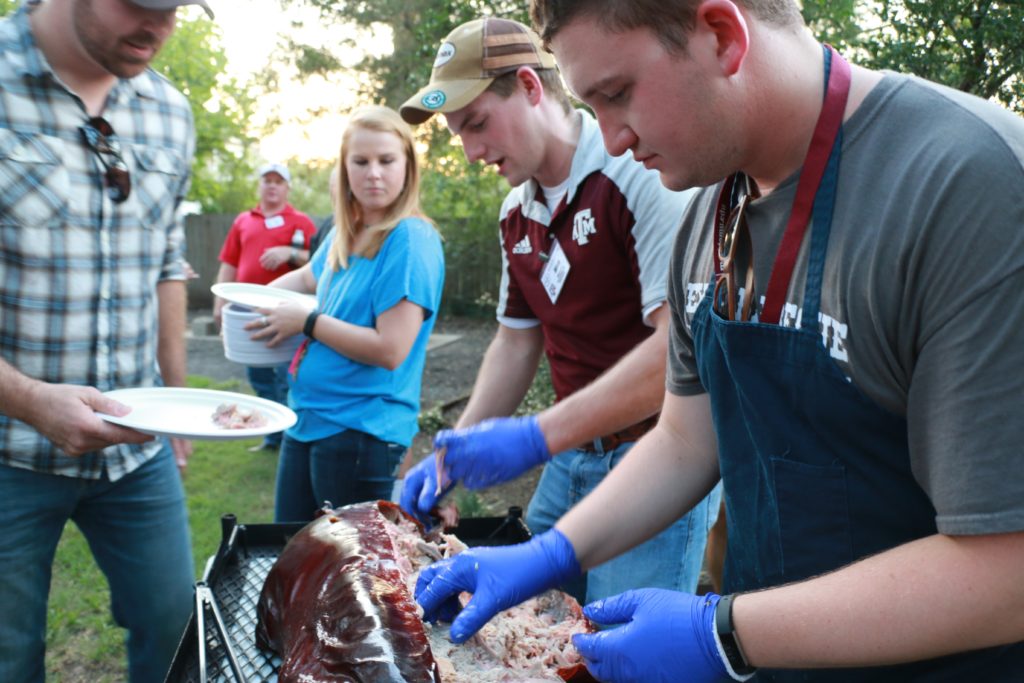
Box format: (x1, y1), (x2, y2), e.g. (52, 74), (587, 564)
(0, 444), (194, 683)
(246, 363), (289, 447)
(274, 429), (405, 522)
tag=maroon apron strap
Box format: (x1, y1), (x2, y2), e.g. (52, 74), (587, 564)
(759, 46), (851, 325)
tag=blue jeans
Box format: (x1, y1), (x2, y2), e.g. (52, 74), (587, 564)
(246, 363), (289, 447)
(527, 441), (722, 605)
(0, 443), (194, 683)
(274, 429), (406, 522)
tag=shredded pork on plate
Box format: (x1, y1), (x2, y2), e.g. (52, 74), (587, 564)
(211, 402), (268, 429)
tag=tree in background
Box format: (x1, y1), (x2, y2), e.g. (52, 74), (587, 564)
(803, 0), (1023, 111)
(0, 1), (259, 213)
(864, 1), (1022, 110)
(151, 13), (259, 213)
(286, 159), (336, 218)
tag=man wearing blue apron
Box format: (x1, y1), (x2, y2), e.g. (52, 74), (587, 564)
(412, 2), (1024, 681)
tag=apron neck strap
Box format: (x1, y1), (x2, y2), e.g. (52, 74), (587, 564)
(759, 44), (851, 325)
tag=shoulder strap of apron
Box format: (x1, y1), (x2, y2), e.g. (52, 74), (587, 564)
(760, 45), (851, 325)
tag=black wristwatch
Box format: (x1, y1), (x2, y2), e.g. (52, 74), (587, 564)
(303, 310), (320, 339)
(715, 593), (757, 678)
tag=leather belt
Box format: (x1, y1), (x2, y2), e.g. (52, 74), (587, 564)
(580, 415), (659, 453)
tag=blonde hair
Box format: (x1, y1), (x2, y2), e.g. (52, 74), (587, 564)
(329, 105), (431, 269)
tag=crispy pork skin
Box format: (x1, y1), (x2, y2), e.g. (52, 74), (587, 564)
(256, 502), (440, 682)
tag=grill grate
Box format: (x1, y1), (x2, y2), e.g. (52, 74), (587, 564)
(176, 548), (281, 682)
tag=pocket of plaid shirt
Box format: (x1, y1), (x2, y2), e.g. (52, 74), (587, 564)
(129, 144), (186, 229)
(0, 129), (69, 229)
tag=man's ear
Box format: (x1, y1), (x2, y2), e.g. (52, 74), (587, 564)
(695, 0), (749, 77)
(516, 66), (546, 106)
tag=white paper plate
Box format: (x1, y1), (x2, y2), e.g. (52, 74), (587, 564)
(211, 282), (316, 311)
(97, 387), (297, 441)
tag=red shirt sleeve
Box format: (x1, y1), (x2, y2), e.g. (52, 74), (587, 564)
(218, 213), (246, 266)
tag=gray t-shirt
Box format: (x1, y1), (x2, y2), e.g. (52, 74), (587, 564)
(667, 74), (1024, 536)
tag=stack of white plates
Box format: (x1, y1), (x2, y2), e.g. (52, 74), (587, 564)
(221, 303), (304, 367)
(212, 283), (317, 368)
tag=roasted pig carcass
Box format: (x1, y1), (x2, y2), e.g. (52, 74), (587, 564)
(255, 501), (596, 683)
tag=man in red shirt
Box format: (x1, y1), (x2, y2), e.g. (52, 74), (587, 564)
(214, 163), (317, 450)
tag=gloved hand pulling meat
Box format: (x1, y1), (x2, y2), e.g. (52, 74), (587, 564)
(415, 527), (581, 644)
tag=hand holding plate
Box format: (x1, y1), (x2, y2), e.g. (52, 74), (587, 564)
(20, 382), (154, 455)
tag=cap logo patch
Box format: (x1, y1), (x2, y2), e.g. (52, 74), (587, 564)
(421, 90), (446, 110)
(434, 42), (456, 68)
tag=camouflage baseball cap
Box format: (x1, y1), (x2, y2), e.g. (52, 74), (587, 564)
(400, 18), (557, 125)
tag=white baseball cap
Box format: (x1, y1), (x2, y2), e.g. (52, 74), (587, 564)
(258, 162), (291, 183)
(129, 0), (214, 19)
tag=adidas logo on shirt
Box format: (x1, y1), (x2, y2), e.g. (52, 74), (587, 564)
(512, 235), (533, 254)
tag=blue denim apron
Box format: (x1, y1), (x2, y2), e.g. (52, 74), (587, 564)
(691, 46), (1022, 681)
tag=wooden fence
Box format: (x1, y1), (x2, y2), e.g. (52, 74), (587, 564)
(185, 214), (501, 317)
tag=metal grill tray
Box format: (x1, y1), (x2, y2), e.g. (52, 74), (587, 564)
(165, 508), (530, 683)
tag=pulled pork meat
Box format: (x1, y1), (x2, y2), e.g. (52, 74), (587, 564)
(256, 501), (595, 683)
(211, 402), (268, 429)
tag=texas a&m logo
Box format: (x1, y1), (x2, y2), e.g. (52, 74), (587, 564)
(572, 209), (596, 245)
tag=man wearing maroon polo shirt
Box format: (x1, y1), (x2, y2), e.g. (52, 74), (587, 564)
(399, 17), (720, 605)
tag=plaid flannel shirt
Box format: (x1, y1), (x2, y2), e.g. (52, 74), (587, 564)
(0, 6), (194, 480)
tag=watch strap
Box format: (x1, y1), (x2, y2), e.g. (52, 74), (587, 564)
(303, 310), (320, 339)
(715, 593), (757, 679)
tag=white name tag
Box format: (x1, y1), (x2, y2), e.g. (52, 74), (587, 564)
(540, 239), (570, 304)
(264, 215), (285, 229)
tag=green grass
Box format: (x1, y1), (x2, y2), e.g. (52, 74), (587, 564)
(45, 377), (278, 682)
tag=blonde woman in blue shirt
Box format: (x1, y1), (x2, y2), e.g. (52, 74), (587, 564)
(252, 105), (445, 522)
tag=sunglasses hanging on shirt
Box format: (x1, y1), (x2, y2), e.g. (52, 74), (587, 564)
(713, 173), (760, 321)
(79, 116), (131, 203)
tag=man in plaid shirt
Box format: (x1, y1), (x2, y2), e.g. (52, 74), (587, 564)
(0, 0), (213, 680)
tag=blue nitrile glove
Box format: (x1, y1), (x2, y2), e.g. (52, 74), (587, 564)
(415, 528), (581, 643)
(432, 415), (550, 490)
(399, 454), (453, 525)
(572, 589), (731, 683)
